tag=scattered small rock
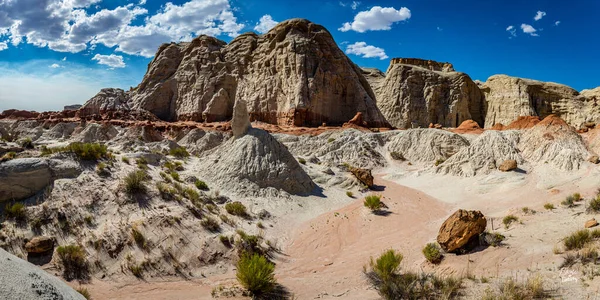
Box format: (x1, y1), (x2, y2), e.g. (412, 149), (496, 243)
(588, 156), (599, 164)
(498, 159), (518, 172)
(585, 218), (599, 228)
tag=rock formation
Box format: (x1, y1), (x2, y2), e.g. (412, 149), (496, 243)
(437, 209), (487, 253)
(81, 19), (389, 128)
(349, 166), (374, 188)
(387, 129), (469, 163)
(0, 158), (82, 202)
(0, 248), (85, 300)
(375, 58), (485, 129)
(481, 75), (598, 129)
(232, 100), (251, 138)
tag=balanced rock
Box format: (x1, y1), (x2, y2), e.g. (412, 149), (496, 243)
(24, 236), (55, 254)
(349, 166), (374, 188)
(437, 209), (487, 253)
(375, 58), (484, 129)
(498, 159), (518, 172)
(232, 99), (251, 138)
(585, 218), (599, 228)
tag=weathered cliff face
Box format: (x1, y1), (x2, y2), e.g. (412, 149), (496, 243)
(361, 68), (386, 99)
(481, 75), (599, 129)
(84, 19), (388, 127)
(78, 88), (131, 116)
(375, 58), (485, 129)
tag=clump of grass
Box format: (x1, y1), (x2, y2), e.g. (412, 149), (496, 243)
(183, 187), (200, 203)
(521, 207), (535, 215)
(156, 182), (177, 201)
(96, 162), (110, 176)
(19, 137), (34, 149)
(195, 179), (209, 191)
(236, 253), (276, 297)
(201, 216), (220, 232)
(131, 227), (147, 249)
(159, 171), (172, 183)
(390, 151), (405, 161)
(170, 171), (180, 182)
(327, 138), (335, 143)
(573, 193), (583, 202)
(422, 243), (443, 264)
(121, 157), (130, 164)
(169, 147), (189, 158)
(363, 194), (382, 211)
(123, 170), (148, 195)
(129, 263), (144, 278)
(220, 214), (235, 226)
(225, 201), (248, 217)
(298, 157), (306, 165)
(66, 142), (108, 161)
(544, 203), (555, 210)
(503, 215), (519, 229)
(346, 191), (354, 198)
(562, 195), (576, 207)
(482, 276), (547, 299)
(482, 232), (506, 247)
(0, 151), (16, 161)
(587, 195), (600, 213)
(4, 202), (27, 221)
(56, 244), (89, 281)
(370, 249), (402, 282)
(434, 158), (445, 166)
(257, 222), (265, 229)
(564, 229), (592, 250)
(76, 287), (91, 300)
(219, 235), (233, 247)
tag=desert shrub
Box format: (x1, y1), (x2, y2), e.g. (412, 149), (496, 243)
(257, 222), (265, 229)
(587, 195), (600, 213)
(390, 151), (405, 161)
(543, 203), (555, 210)
(482, 276), (547, 300)
(298, 157), (306, 164)
(236, 253), (276, 296)
(564, 229), (592, 250)
(96, 162), (110, 176)
(434, 158), (445, 166)
(129, 264), (144, 278)
(562, 195), (576, 207)
(422, 243), (443, 264)
(502, 215), (518, 229)
(183, 187), (200, 202)
(19, 137), (34, 149)
(236, 230), (264, 256)
(573, 193), (583, 202)
(169, 147), (189, 158)
(66, 142), (108, 161)
(76, 287), (91, 300)
(201, 216), (220, 232)
(0, 151), (16, 161)
(174, 161), (184, 171)
(364, 194), (382, 211)
(206, 203), (218, 213)
(131, 227), (147, 249)
(56, 244), (89, 281)
(170, 171), (180, 182)
(195, 179), (209, 191)
(327, 138), (335, 143)
(370, 249), (403, 282)
(121, 157), (130, 164)
(4, 202), (26, 221)
(346, 191), (353, 198)
(481, 232), (506, 247)
(225, 201), (248, 217)
(124, 170), (148, 195)
(521, 207), (535, 215)
(219, 235), (232, 247)
(156, 182), (177, 201)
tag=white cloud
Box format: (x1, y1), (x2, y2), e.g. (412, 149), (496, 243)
(254, 15), (278, 34)
(339, 1), (346, 7)
(534, 11), (546, 21)
(506, 25), (517, 37)
(555, 21), (561, 26)
(0, 41), (7, 51)
(50, 63), (61, 68)
(521, 23), (539, 36)
(351, 1), (360, 10)
(62, 57), (67, 61)
(436, 26), (442, 31)
(345, 42), (388, 60)
(339, 6), (411, 33)
(92, 54), (126, 68)
(0, 0), (244, 58)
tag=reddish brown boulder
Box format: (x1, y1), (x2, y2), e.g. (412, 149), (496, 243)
(349, 167), (374, 188)
(344, 112), (364, 127)
(498, 159), (518, 172)
(437, 209), (486, 253)
(585, 219), (599, 228)
(24, 236), (55, 254)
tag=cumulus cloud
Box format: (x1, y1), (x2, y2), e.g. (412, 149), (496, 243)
(351, 1), (360, 10)
(50, 63), (61, 68)
(555, 21), (561, 26)
(92, 54), (126, 68)
(0, 42), (7, 51)
(254, 15), (278, 34)
(521, 24), (539, 36)
(0, 0), (245, 57)
(506, 25), (517, 37)
(534, 11), (546, 21)
(339, 6), (411, 33)
(345, 42), (388, 60)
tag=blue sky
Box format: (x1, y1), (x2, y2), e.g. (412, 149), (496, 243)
(1, 0), (599, 111)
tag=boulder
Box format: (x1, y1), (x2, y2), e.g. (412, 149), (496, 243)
(585, 219), (599, 228)
(0, 158), (81, 202)
(0, 248), (85, 299)
(437, 209), (487, 253)
(349, 166), (374, 188)
(498, 159), (518, 172)
(232, 99), (251, 138)
(588, 156), (600, 164)
(376, 58), (485, 129)
(24, 236), (55, 254)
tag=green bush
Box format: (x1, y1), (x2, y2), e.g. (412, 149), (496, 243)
(346, 191), (353, 198)
(564, 229), (592, 250)
(236, 253), (276, 296)
(195, 179), (209, 191)
(562, 195), (576, 207)
(131, 227), (147, 249)
(502, 215), (519, 229)
(225, 201), (248, 217)
(370, 249), (403, 282)
(298, 157), (306, 165)
(390, 152), (405, 161)
(364, 194), (382, 211)
(66, 142), (108, 161)
(76, 287), (91, 300)
(156, 182), (177, 201)
(170, 171), (180, 182)
(124, 170), (148, 195)
(169, 147), (189, 158)
(434, 158), (445, 166)
(201, 216), (221, 232)
(19, 137), (34, 149)
(543, 203), (555, 210)
(183, 187), (200, 203)
(587, 195), (600, 213)
(4, 202), (27, 221)
(422, 243), (443, 264)
(56, 244), (89, 281)
(121, 157), (130, 164)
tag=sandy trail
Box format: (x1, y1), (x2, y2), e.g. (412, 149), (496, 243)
(275, 175), (452, 299)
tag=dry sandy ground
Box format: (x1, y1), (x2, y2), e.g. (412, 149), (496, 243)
(77, 166), (600, 299)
